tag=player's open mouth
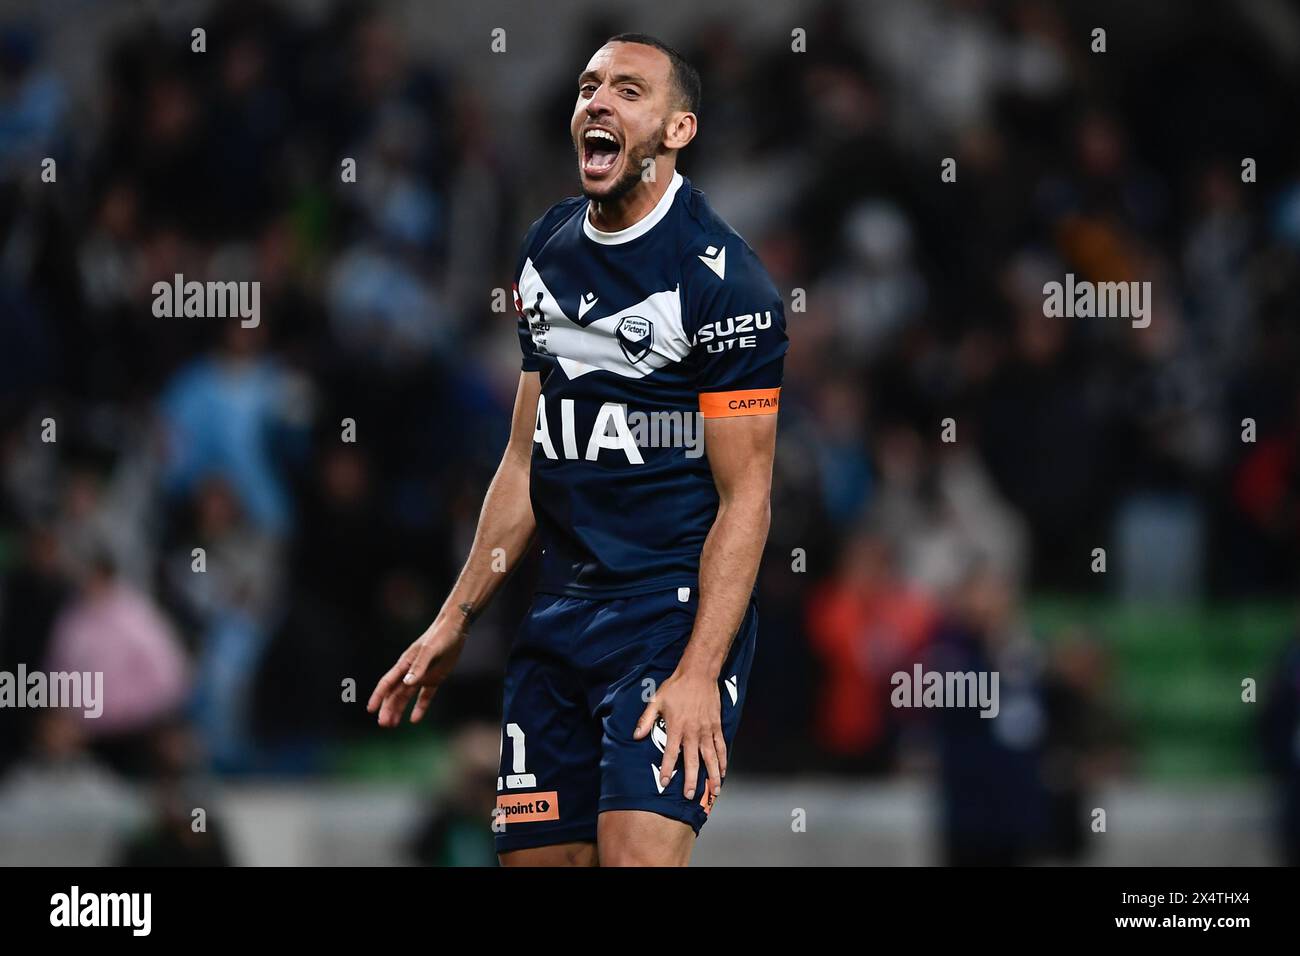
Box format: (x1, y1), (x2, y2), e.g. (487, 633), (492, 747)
(582, 126), (622, 177)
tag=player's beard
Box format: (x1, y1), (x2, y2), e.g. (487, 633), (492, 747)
(579, 120), (666, 203)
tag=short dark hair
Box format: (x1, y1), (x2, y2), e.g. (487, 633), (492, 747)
(606, 32), (701, 114)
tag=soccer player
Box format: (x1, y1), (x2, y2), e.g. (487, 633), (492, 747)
(367, 33), (787, 866)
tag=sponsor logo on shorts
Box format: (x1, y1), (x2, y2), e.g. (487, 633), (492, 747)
(700, 779), (716, 815)
(495, 791), (560, 824)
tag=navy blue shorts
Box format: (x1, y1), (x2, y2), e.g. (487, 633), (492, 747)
(493, 586), (757, 853)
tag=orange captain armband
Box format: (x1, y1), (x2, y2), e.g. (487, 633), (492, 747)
(698, 387), (781, 419)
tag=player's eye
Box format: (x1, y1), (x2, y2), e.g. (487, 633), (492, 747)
(620, 88), (639, 98)
(579, 84), (597, 97)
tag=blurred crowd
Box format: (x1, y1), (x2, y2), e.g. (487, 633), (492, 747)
(1, 0), (1299, 865)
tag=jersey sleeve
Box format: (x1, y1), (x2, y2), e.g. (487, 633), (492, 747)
(513, 282), (541, 372)
(685, 236), (788, 418)
(513, 221), (544, 373)
(512, 198), (585, 373)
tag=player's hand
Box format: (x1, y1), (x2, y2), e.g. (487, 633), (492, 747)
(366, 613), (468, 727)
(633, 669), (725, 800)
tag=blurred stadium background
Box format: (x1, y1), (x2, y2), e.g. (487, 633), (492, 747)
(2, 0), (1299, 865)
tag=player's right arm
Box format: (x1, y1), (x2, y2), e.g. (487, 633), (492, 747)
(367, 370), (541, 727)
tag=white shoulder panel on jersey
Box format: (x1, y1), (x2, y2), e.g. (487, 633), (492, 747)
(518, 257), (691, 380)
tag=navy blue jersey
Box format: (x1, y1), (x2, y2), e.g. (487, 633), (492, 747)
(512, 172), (787, 597)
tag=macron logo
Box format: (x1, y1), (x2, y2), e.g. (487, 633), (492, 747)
(698, 244), (726, 280)
(578, 292), (599, 320)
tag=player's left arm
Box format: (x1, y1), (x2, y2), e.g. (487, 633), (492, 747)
(634, 236), (787, 801)
(634, 413), (776, 800)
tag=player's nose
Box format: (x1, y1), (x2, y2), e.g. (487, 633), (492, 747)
(584, 83), (615, 116)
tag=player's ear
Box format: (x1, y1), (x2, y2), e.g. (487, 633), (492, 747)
(663, 111), (697, 151)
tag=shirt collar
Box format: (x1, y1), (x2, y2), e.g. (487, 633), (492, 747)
(582, 171), (684, 245)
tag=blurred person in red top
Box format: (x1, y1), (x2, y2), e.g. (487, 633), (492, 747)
(1227, 384), (1300, 594)
(806, 528), (936, 773)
